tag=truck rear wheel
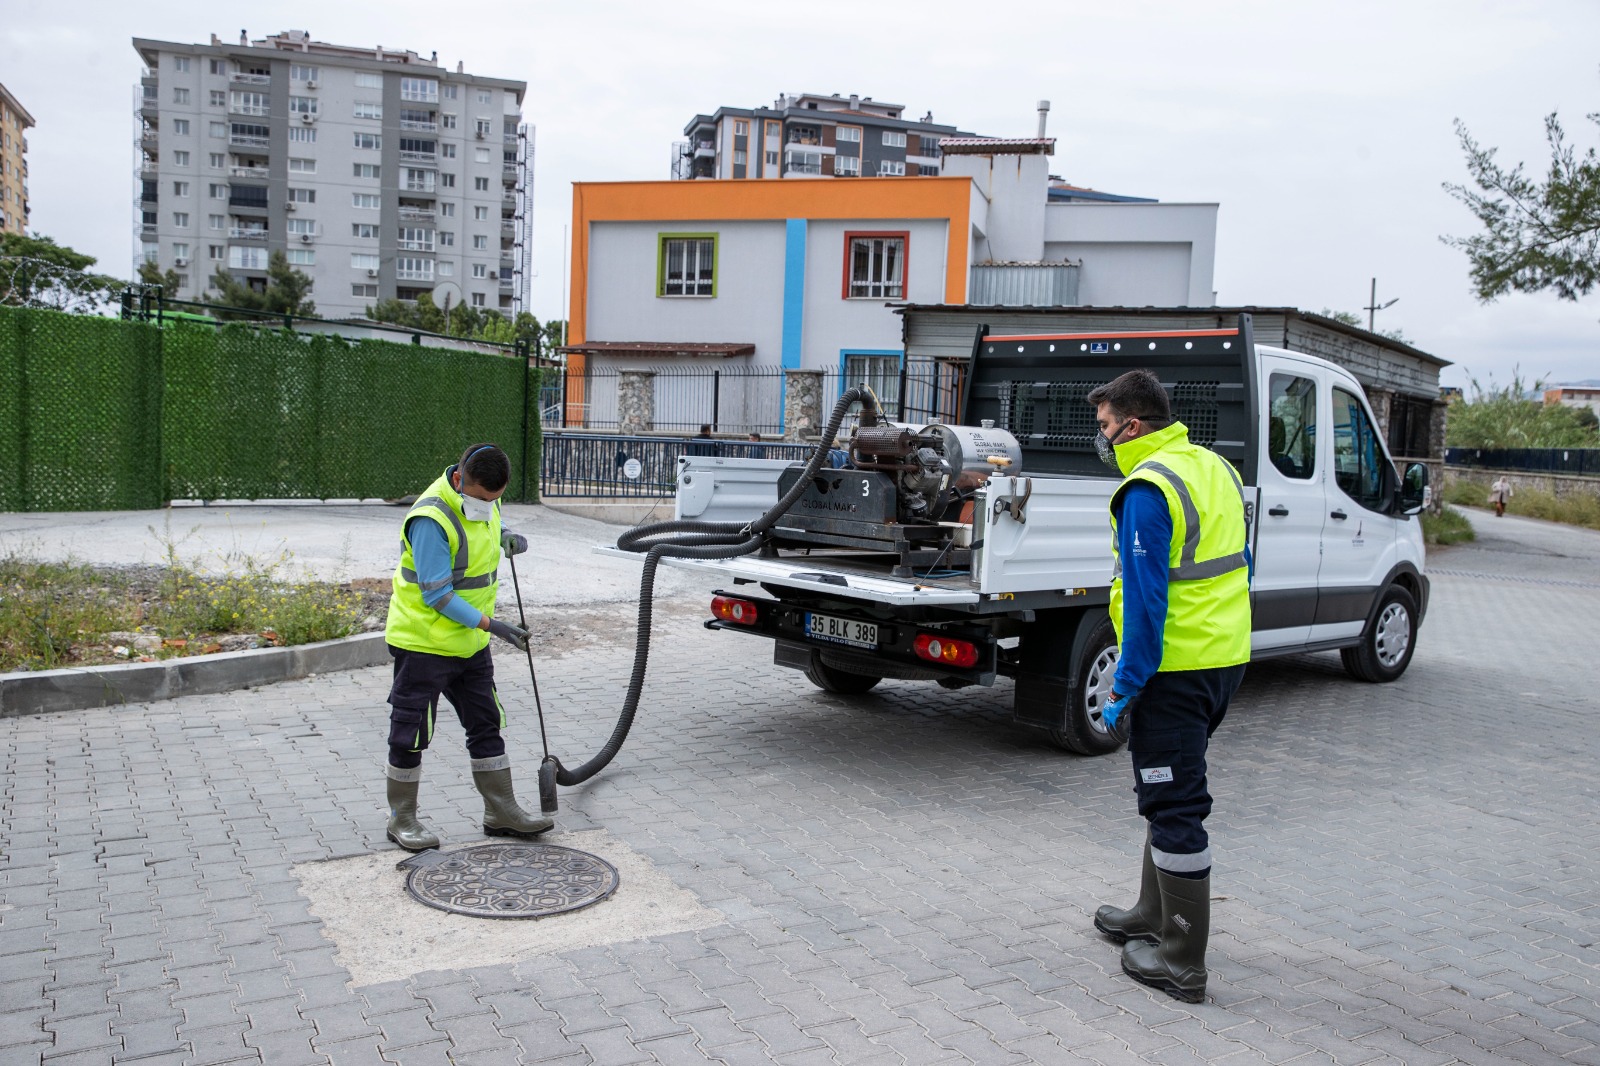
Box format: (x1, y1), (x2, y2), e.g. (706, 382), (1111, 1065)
(1341, 585), (1417, 683)
(804, 654), (882, 695)
(1048, 617), (1124, 756)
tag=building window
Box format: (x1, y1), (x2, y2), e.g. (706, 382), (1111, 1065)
(207, 214), (224, 230)
(288, 157), (316, 173)
(440, 203), (457, 218)
(172, 242), (189, 259)
(290, 64), (319, 81)
(436, 261), (454, 277)
(442, 114), (458, 130)
(783, 149), (822, 176)
(350, 253), (380, 271)
(354, 72), (382, 89)
(142, 243), (159, 264)
(918, 164), (940, 177)
(834, 156), (860, 176)
(286, 218), (316, 235)
(466, 235), (484, 250)
(173, 87), (190, 104)
(473, 176), (489, 191)
(475, 119), (492, 137)
(472, 206), (488, 221)
(401, 77), (439, 101)
(288, 96), (318, 115)
(288, 126), (317, 143)
(208, 152), (224, 168)
(172, 181), (190, 198)
(352, 223), (378, 238)
(765, 150), (779, 167)
(352, 193), (380, 209)
(441, 143), (457, 159)
(228, 246), (266, 270)
(287, 188), (315, 204)
(287, 248), (315, 266)
(472, 263), (488, 279)
(471, 292), (486, 307)
(399, 227), (433, 252)
(208, 120), (226, 138)
(476, 91), (492, 105)
(173, 119), (190, 136)
(438, 231), (455, 247)
(882, 131), (907, 148)
(209, 90), (226, 108)
(173, 56), (191, 72)
(877, 160), (906, 177)
(441, 173), (456, 188)
(230, 91), (268, 116)
(403, 168), (436, 193)
(209, 59), (224, 75)
(919, 136), (942, 158)
(734, 120), (748, 136)
(837, 126), (861, 143)
(658, 234), (716, 297)
(172, 150), (190, 167)
(733, 149), (747, 165)
(172, 212), (189, 227)
(473, 147), (491, 164)
(396, 256), (434, 281)
(765, 121), (780, 138)
(353, 163), (380, 179)
(208, 244), (224, 260)
(353, 102), (382, 120)
(352, 283), (379, 298)
(204, 182), (224, 199)
(353, 133), (381, 150)
(844, 233), (906, 299)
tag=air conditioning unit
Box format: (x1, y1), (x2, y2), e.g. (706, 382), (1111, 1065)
(304, 80), (318, 89)
(300, 112), (316, 124)
(474, 130), (485, 140)
(366, 269), (378, 278)
(284, 202), (296, 211)
(299, 234), (313, 243)
(174, 258), (188, 267)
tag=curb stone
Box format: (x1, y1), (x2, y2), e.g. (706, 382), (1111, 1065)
(0, 632), (390, 717)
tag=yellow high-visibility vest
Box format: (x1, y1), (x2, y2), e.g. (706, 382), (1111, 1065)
(384, 468), (501, 657)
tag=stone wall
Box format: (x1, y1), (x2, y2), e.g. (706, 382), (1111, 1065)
(617, 370), (654, 435)
(782, 370), (824, 442)
(1443, 466), (1600, 501)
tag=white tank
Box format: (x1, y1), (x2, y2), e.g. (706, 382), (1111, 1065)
(929, 421), (1022, 490)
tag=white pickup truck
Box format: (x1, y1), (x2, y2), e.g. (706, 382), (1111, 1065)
(622, 316), (1430, 756)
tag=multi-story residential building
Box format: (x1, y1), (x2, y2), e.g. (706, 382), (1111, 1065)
(0, 81), (34, 235)
(132, 30), (532, 320)
(1544, 383), (1600, 416)
(672, 92), (979, 180)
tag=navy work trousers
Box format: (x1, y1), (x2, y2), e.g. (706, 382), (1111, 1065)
(1126, 664), (1246, 875)
(386, 645), (506, 769)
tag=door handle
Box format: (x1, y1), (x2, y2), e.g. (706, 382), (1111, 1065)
(1330, 509), (1348, 520)
(1267, 505), (1289, 517)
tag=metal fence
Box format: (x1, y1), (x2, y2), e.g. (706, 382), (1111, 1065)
(1445, 447), (1600, 477)
(541, 433), (815, 498)
(545, 357), (968, 436)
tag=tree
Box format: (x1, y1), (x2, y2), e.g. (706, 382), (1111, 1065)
(1315, 307), (1409, 344)
(136, 260), (184, 295)
(0, 233), (121, 313)
(1445, 369), (1600, 449)
(1442, 105), (1600, 303)
(206, 250), (315, 317)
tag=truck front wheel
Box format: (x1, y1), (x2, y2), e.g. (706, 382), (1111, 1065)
(804, 653), (882, 695)
(1049, 618), (1124, 756)
(1341, 585), (1417, 683)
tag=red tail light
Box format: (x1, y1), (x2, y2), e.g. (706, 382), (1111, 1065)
(711, 596), (760, 626)
(913, 632), (978, 668)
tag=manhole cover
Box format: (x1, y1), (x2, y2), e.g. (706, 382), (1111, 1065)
(397, 842), (619, 920)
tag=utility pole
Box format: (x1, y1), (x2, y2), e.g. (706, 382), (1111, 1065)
(1364, 277), (1398, 332)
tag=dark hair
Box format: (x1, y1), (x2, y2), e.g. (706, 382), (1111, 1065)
(458, 442), (510, 492)
(699, 424), (712, 435)
(1086, 370), (1172, 426)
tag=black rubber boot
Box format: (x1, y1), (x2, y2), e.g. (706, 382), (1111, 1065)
(472, 757), (554, 838)
(1121, 869), (1210, 1002)
(1094, 837), (1161, 944)
(385, 766), (440, 852)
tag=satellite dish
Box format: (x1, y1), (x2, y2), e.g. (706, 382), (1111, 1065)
(432, 281), (461, 308)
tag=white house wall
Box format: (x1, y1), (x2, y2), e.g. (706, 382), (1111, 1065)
(1043, 202), (1218, 306)
(799, 218), (950, 369)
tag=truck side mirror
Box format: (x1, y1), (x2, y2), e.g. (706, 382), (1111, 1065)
(1398, 462), (1428, 515)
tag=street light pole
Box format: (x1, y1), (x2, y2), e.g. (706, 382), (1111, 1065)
(1364, 277), (1399, 332)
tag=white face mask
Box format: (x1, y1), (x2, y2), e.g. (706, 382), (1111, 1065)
(460, 492), (496, 523)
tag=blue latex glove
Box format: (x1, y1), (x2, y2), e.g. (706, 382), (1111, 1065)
(500, 530), (529, 556)
(1102, 691), (1132, 734)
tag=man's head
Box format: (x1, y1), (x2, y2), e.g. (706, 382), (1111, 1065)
(453, 442), (510, 502)
(748, 432), (761, 443)
(1086, 370), (1173, 448)
(699, 424), (712, 436)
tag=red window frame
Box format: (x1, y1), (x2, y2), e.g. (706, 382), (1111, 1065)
(841, 230), (909, 300)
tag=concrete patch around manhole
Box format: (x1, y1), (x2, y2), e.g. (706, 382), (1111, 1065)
(292, 829), (724, 987)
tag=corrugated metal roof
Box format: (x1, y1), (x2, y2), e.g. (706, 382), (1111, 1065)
(938, 137), (1055, 155)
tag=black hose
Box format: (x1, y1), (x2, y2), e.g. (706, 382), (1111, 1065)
(537, 387), (875, 811)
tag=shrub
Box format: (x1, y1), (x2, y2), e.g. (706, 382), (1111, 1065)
(1420, 504), (1477, 545)
(1441, 479), (1488, 507)
(1508, 488), (1600, 530)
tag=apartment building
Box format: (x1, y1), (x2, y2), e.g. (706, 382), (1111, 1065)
(132, 30), (532, 320)
(0, 82), (34, 235)
(672, 92), (978, 180)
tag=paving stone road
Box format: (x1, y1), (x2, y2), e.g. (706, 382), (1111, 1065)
(2, 505), (1598, 1065)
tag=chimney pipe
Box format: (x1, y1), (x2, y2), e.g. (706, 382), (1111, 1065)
(1036, 100), (1051, 138)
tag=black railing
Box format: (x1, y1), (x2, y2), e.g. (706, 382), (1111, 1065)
(541, 433), (814, 498)
(1445, 447), (1600, 477)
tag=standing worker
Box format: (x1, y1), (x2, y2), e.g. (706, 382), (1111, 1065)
(382, 442), (553, 851)
(1085, 371), (1252, 1002)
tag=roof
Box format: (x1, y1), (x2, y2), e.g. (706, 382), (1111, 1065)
(893, 304), (1451, 368)
(0, 82), (35, 128)
(1048, 184), (1156, 204)
(559, 341), (756, 358)
(939, 137), (1055, 156)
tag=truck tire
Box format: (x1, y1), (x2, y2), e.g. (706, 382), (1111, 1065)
(1048, 617), (1124, 756)
(1341, 585), (1417, 683)
(804, 654), (882, 695)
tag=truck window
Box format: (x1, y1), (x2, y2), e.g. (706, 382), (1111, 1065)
(1332, 387), (1389, 510)
(1267, 373), (1316, 479)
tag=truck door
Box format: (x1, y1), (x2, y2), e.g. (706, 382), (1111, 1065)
(1313, 386), (1398, 643)
(1250, 364), (1325, 651)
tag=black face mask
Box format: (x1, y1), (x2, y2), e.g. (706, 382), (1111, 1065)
(1094, 418), (1136, 469)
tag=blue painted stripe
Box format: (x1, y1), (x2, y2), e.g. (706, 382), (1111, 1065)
(781, 219), (807, 369)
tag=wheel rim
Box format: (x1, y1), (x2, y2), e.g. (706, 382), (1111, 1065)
(1084, 645), (1120, 734)
(1373, 601), (1411, 669)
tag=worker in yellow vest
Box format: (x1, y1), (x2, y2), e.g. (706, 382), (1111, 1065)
(382, 442), (552, 851)
(1085, 371), (1252, 1003)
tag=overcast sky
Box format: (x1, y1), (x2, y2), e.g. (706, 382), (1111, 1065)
(5, 0), (1598, 387)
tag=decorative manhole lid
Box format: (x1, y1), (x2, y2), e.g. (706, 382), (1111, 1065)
(396, 842), (619, 920)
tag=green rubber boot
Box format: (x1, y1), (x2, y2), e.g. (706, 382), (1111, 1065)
(1094, 836), (1161, 945)
(1122, 869), (1211, 1003)
(385, 765), (440, 852)
(471, 757), (554, 838)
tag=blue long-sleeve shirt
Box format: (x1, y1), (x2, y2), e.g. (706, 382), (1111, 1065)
(1111, 482), (1171, 699)
(406, 516), (487, 631)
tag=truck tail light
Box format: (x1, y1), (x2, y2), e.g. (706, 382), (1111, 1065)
(913, 632), (978, 669)
(711, 596), (760, 626)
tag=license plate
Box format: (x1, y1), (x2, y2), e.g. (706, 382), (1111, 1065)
(805, 612), (878, 649)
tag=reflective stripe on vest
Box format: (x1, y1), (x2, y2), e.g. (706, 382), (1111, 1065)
(1136, 461), (1250, 582)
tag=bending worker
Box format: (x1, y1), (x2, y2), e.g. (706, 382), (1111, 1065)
(1086, 371), (1252, 1003)
(382, 442), (552, 851)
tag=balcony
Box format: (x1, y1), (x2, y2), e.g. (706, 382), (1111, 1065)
(231, 72), (271, 85)
(692, 141), (715, 159)
(499, 276), (515, 289)
(503, 133), (520, 145)
(784, 162), (823, 176)
(400, 89), (439, 103)
(228, 227), (268, 241)
(395, 267), (435, 282)
(229, 133), (270, 148)
(402, 180), (437, 195)
(502, 162), (519, 177)
(398, 238), (435, 253)
(398, 150), (437, 164)
(140, 223), (158, 238)
(502, 189), (517, 204)
(501, 219), (517, 236)
(229, 165), (269, 180)
(398, 206), (436, 223)
(400, 119), (438, 132)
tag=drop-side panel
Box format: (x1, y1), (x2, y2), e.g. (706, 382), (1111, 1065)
(975, 475), (1119, 595)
